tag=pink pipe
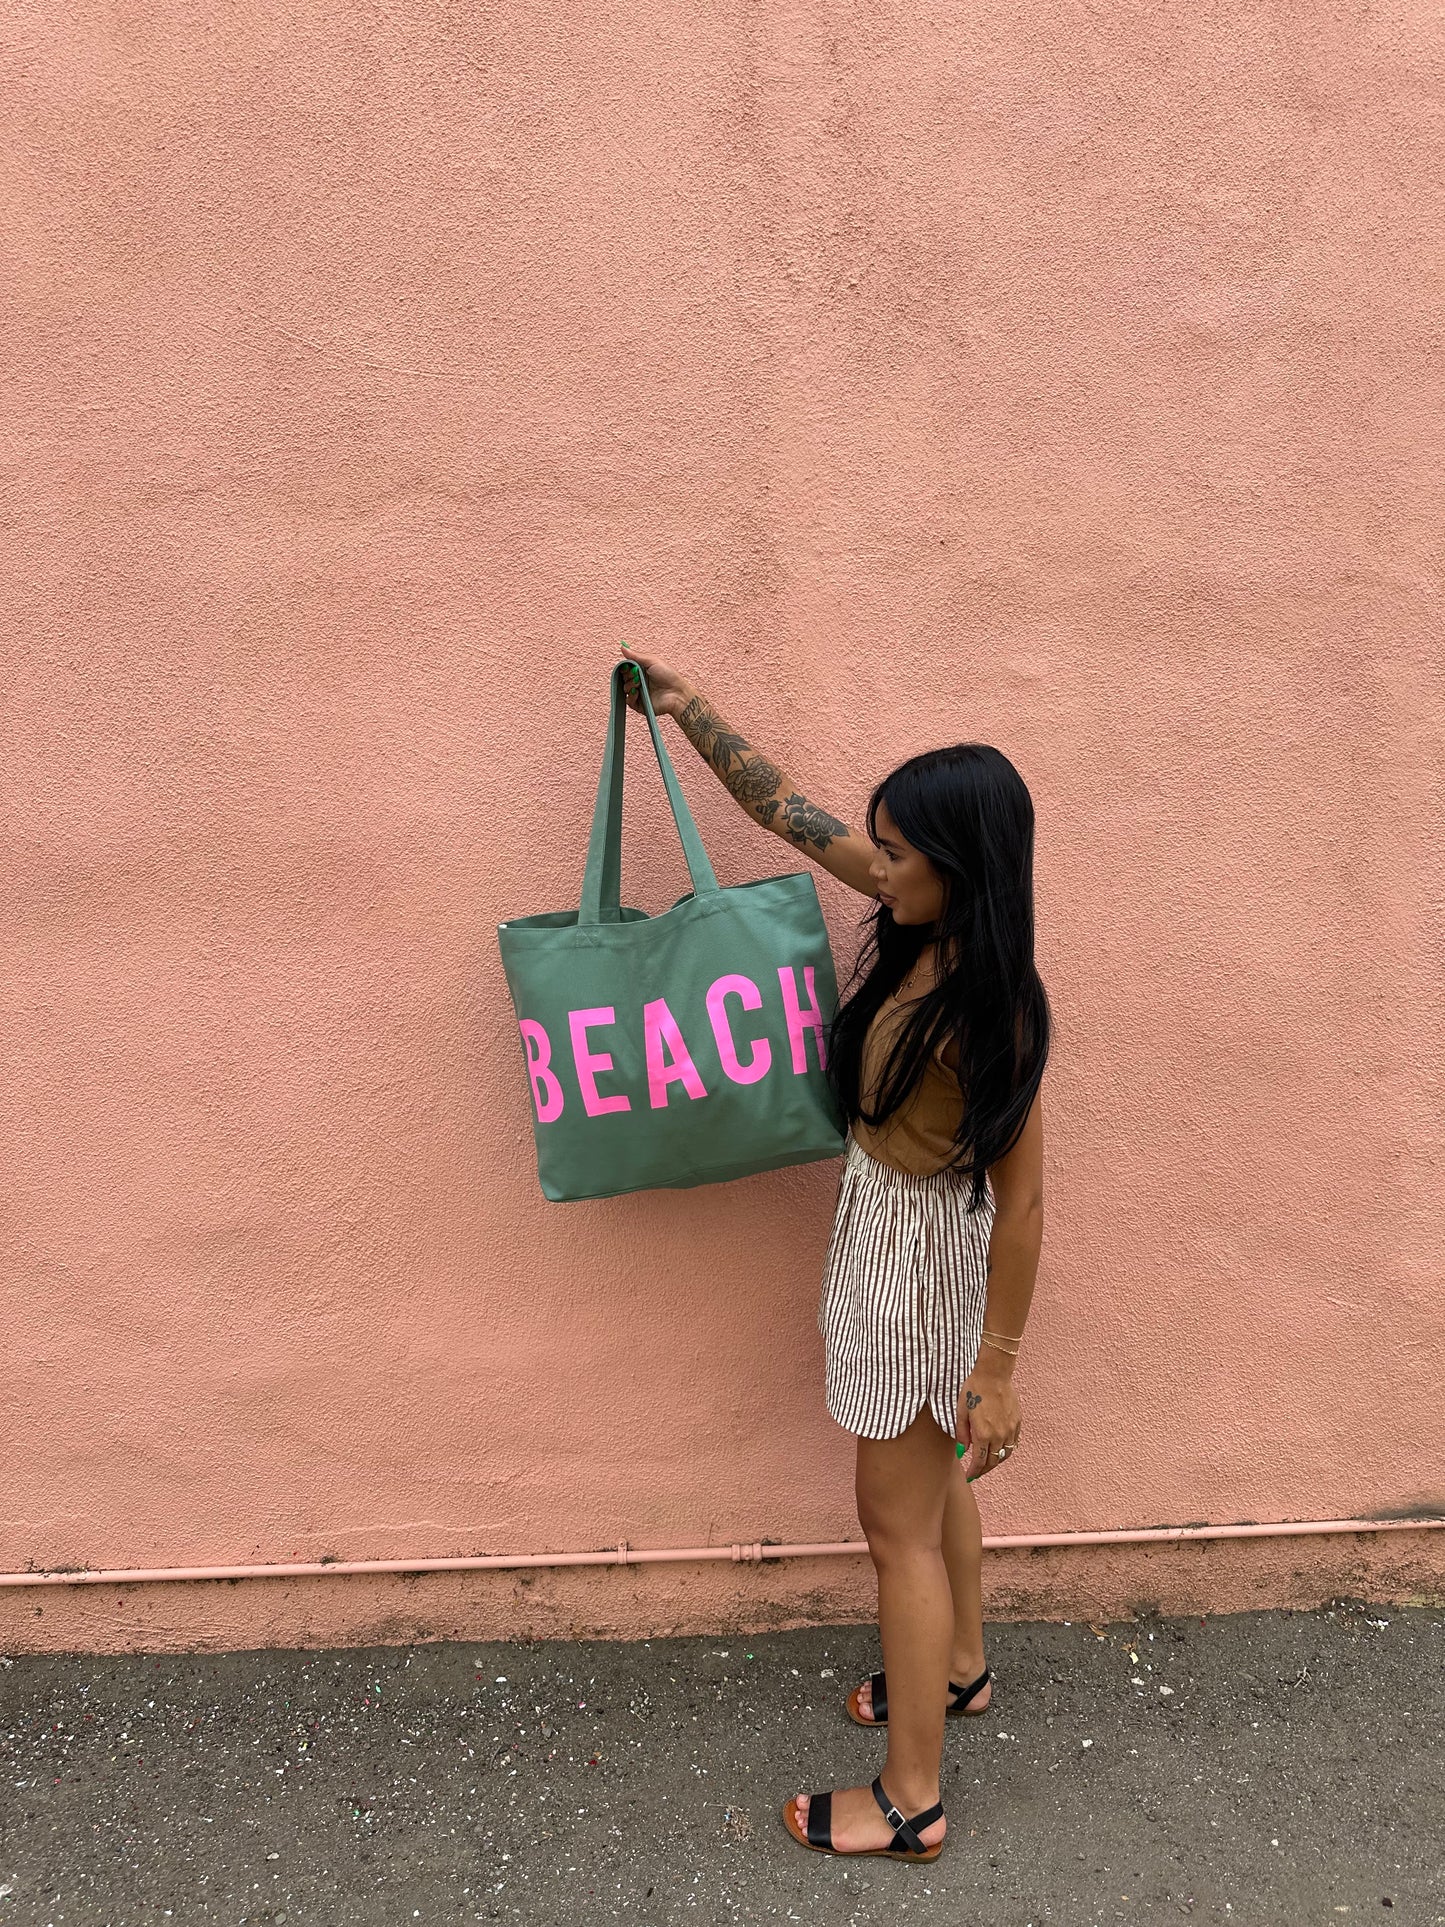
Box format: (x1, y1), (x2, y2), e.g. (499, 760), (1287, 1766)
(2, 1514), (1439, 1587)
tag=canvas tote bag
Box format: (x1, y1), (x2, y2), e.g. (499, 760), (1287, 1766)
(497, 660), (846, 1201)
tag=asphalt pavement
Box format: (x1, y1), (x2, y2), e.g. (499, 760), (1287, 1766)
(2, 1597), (1441, 1926)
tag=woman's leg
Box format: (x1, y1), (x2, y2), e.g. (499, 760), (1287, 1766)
(940, 1461), (993, 1708)
(788, 1401), (954, 1851)
(866, 1403), (957, 1809)
(853, 1454), (992, 1722)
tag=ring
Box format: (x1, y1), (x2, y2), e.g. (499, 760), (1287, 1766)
(997, 1446), (1009, 1459)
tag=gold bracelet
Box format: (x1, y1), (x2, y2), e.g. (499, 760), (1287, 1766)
(980, 1332), (1022, 1356)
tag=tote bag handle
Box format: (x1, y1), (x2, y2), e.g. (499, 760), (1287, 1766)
(578, 658), (721, 926)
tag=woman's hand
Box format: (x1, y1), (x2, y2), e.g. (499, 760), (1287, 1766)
(957, 1362), (1022, 1481)
(619, 644), (696, 720)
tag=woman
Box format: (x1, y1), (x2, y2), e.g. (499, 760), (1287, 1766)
(620, 644), (1049, 1867)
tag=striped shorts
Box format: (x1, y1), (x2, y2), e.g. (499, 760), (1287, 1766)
(817, 1131), (995, 1442)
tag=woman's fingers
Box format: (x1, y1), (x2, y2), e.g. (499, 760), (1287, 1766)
(621, 644), (682, 691)
(618, 644), (694, 718)
(619, 647), (655, 710)
(619, 658), (645, 708)
(620, 645), (659, 685)
(960, 1384), (1023, 1479)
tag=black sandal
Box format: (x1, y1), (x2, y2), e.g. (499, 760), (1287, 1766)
(845, 1664), (991, 1727)
(782, 1775), (946, 1862)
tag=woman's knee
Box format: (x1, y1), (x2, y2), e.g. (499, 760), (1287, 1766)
(856, 1466), (947, 1559)
(862, 1512), (945, 1568)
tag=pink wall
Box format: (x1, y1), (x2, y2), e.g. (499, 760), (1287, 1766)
(3, 2), (1442, 1654)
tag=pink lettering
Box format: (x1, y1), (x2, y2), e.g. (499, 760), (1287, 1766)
(568, 1007), (632, 1117)
(519, 1019), (564, 1123)
(778, 965), (827, 1074)
(706, 974), (772, 1085)
(643, 998), (708, 1108)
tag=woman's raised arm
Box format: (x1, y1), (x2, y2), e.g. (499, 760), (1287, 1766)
(620, 645), (878, 899)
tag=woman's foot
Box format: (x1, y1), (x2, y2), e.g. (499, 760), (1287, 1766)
(785, 1783), (947, 1856)
(849, 1654), (991, 1725)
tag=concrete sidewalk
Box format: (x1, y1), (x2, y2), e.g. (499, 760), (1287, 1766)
(2, 1599), (1440, 1926)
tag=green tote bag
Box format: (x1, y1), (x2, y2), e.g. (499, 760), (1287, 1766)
(497, 661), (847, 1201)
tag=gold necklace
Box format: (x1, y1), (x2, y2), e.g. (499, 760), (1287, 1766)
(899, 946), (937, 999)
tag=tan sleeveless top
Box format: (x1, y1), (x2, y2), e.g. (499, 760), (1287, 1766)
(849, 991), (966, 1177)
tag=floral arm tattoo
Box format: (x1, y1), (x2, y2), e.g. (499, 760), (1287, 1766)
(779, 791), (848, 851)
(675, 693), (849, 853)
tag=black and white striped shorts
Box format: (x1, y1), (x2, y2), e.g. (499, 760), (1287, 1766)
(817, 1131), (995, 1442)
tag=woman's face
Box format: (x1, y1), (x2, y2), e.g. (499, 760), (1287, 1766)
(868, 797), (947, 926)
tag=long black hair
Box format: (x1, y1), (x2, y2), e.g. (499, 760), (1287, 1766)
(826, 743), (1051, 1211)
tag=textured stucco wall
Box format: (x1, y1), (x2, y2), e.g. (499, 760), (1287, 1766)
(3, 1), (1442, 1654)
